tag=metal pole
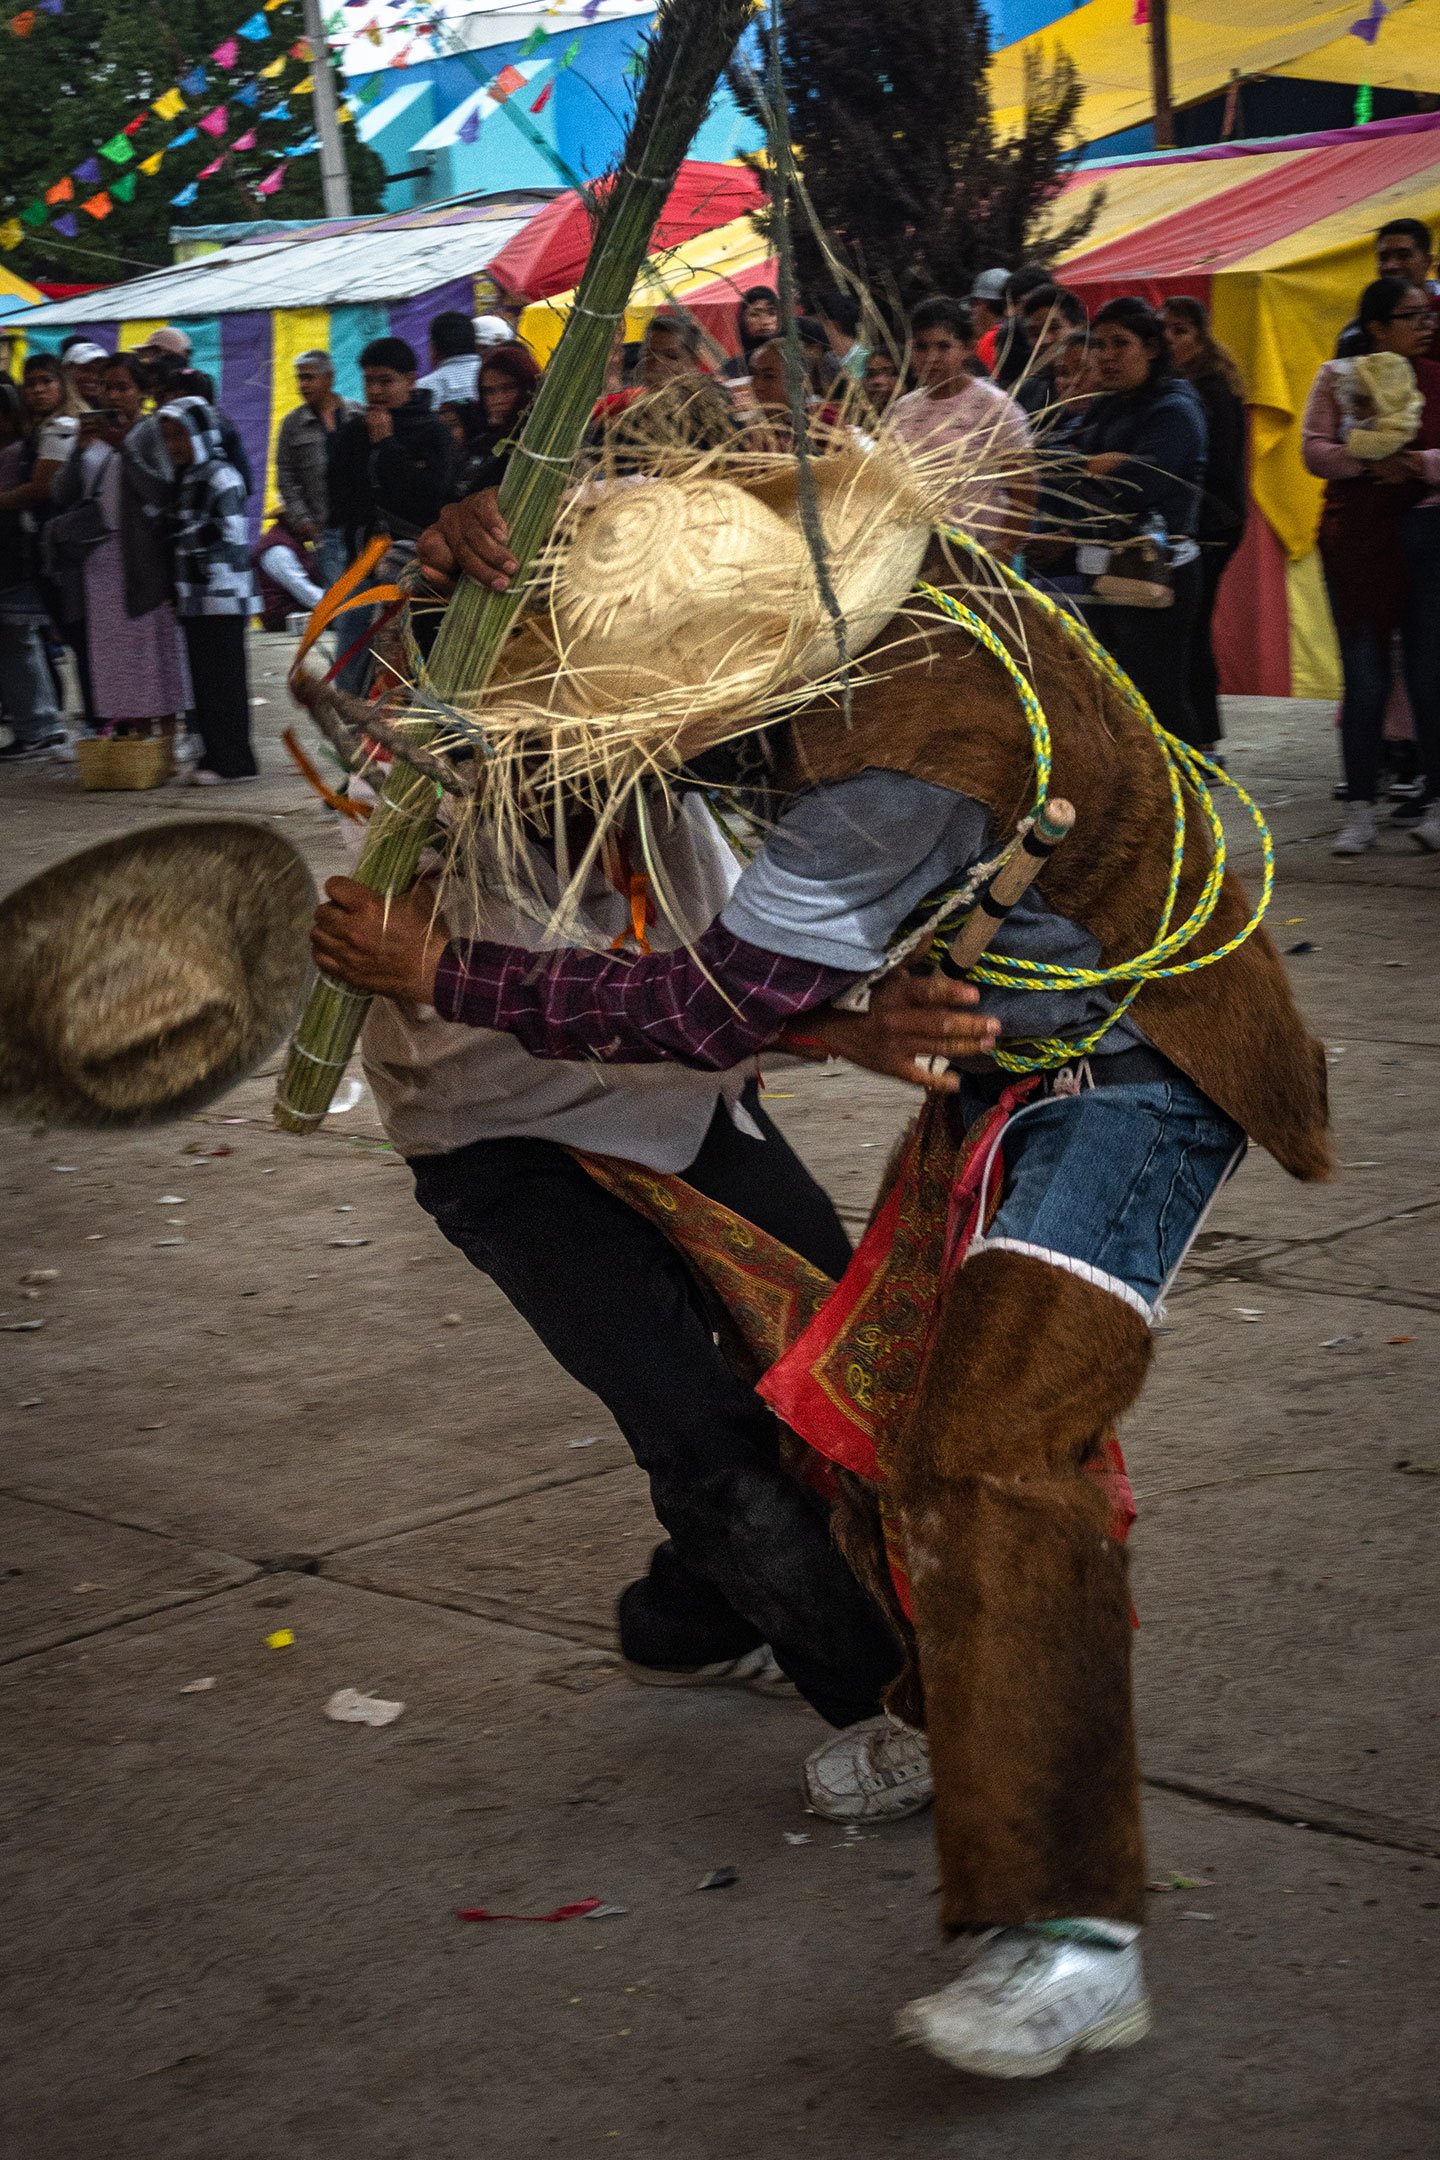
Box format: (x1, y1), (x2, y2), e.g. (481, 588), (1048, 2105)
(1149, 0), (1175, 149)
(302, 0), (353, 218)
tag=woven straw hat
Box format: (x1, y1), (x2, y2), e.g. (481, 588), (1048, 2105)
(477, 438), (942, 756)
(0, 820), (315, 1127)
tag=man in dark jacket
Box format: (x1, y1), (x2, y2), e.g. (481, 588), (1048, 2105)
(327, 336), (454, 564)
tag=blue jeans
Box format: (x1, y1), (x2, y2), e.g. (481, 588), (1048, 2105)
(961, 1072), (1246, 1320)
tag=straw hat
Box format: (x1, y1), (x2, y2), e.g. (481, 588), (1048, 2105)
(0, 820), (315, 1127)
(480, 437), (942, 757)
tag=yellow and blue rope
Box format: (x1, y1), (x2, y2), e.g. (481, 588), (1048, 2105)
(913, 534), (1275, 1073)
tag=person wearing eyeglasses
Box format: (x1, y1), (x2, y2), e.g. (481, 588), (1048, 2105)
(1303, 276), (1440, 855)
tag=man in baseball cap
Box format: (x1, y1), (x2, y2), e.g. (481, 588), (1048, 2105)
(138, 325), (194, 361)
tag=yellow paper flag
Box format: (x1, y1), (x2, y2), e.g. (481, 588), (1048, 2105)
(139, 150), (164, 176)
(293, 74), (313, 93)
(0, 217), (23, 251)
(152, 86), (186, 121)
(260, 54), (285, 77)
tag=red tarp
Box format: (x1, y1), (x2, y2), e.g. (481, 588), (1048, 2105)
(488, 160), (765, 304)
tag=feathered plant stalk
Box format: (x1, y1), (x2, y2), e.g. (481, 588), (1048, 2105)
(274, 0), (755, 1134)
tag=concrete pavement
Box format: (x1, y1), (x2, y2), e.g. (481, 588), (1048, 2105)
(2, 651), (1437, 2156)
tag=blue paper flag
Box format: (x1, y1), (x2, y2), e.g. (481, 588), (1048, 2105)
(237, 10), (269, 37)
(268, 100), (290, 122)
(286, 134), (321, 156)
(171, 127), (199, 148)
(171, 180), (200, 207)
(181, 65), (208, 96)
(234, 81), (260, 106)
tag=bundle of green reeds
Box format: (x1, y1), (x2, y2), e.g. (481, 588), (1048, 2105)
(274, 0), (755, 1134)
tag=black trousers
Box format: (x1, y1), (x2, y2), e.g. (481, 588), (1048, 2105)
(1084, 554), (1205, 748)
(409, 1086), (904, 1727)
(181, 614), (257, 778)
(1186, 540), (1240, 749)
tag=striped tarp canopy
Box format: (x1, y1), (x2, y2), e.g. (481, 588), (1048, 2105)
(1055, 112), (1440, 695)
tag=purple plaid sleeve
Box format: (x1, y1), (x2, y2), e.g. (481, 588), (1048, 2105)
(430, 921), (855, 1068)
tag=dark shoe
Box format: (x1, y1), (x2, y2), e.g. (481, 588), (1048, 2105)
(1391, 798), (1426, 827)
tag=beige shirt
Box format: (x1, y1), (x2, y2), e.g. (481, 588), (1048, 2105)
(361, 793), (750, 1167)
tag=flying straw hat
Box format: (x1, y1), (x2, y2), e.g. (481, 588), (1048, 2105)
(0, 820), (315, 1128)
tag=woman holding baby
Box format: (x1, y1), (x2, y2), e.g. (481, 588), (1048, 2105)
(1303, 276), (1440, 855)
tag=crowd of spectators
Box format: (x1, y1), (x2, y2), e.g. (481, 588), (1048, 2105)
(4, 216), (1438, 844)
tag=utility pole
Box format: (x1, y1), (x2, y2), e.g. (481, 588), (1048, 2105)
(302, 0), (354, 218)
(1148, 0), (1175, 149)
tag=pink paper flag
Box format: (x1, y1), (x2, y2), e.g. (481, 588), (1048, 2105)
(255, 164), (285, 196)
(199, 106), (228, 136)
(232, 127), (257, 149)
(198, 155), (225, 178)
(211, 36), (239, 66)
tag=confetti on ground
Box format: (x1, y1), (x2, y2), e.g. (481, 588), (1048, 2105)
(179, 1678), (216, 1695)
(264, 1628), (296, 1651)
(325, 1687), (404, 1728)
(697, 1866), (739, 1891)
(1388, 1336), (1415, 1345)
(19, 1269), (59, 1285)
(1235, 1308), (1263, 1321)
(457, 1899), (605, 1924)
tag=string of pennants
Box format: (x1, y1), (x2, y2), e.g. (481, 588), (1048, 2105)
(2, 0), (630, 254)
(0, 0), (371, 251)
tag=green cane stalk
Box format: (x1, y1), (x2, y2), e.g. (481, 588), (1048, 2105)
(275, 0), (755, 1133)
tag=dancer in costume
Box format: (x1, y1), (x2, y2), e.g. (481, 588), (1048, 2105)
(352, 776), (997, 1724)
(311, 466), (1331, 2080)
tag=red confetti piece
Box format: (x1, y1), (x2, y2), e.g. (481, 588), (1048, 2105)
(456, 1898), (604, 1924)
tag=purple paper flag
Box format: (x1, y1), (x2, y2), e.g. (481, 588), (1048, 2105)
(53, 212), (78, 236)
(72, 155), (102, 184)
(1349, 0), (1386, 42)
(458, 107), (481, 143)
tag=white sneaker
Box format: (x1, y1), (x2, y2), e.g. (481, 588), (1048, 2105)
(897, 1926), (1151, 2079)
(1410, 804), (1440, 853)
(622, 1644), (796, 1697)
(1332, 802), (1377, 855)
(803, 1713), (933, 1822)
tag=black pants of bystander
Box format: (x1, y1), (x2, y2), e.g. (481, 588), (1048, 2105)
(180, 613), (257, 779)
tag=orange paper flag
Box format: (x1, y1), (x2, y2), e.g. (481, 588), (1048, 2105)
(81, 191), (112, 220)
(45, 176), (75, 205)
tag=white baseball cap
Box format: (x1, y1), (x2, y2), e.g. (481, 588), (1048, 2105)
(473, 313), (514, 347)
(63, 341), (110, 366)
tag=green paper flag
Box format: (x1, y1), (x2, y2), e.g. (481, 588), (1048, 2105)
(21, 198), (47, 226)
(561, 37), (581, 65)
(111, 170), (138, 201)
(100, 132), (135, 165)
(519, 23), (547, 55)
(1354, 82), (1374, 125)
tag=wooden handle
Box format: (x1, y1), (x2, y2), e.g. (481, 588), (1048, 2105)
(941, 799), (1075, 976)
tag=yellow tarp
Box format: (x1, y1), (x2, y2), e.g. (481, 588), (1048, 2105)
(1274, 0), (1440, 89)
(1052, 150), (1295, 258)
(991, 0), (1417, 143)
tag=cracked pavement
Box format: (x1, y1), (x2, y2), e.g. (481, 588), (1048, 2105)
(1, 662), (1437, 2157)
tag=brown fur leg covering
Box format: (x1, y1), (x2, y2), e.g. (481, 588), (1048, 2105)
(895, 1248), (1152, 1932)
